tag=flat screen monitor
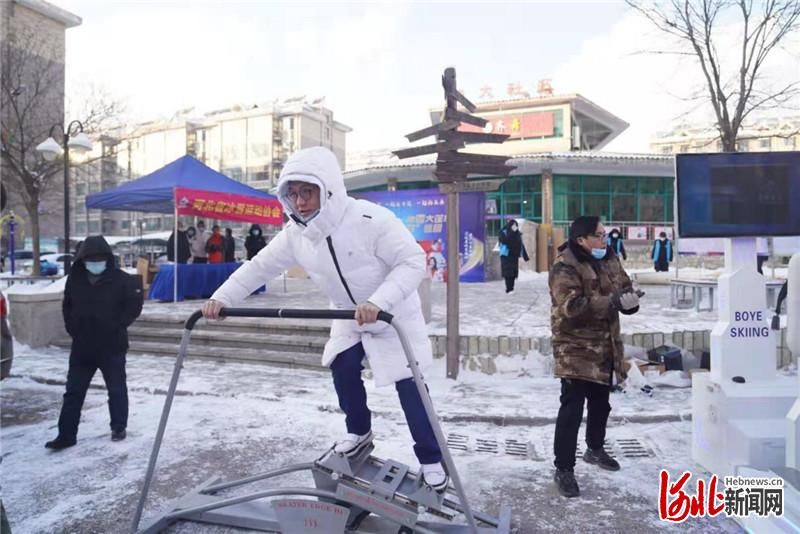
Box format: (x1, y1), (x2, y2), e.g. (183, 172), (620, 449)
(676, 151), (800, 238)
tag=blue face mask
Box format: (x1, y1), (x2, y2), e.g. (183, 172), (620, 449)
(591, 248), (607, 260)
(85, 261), (107, 275)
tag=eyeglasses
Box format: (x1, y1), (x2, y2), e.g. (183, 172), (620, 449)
(285, 186), (317, 203)
(587, 231), (607, 240)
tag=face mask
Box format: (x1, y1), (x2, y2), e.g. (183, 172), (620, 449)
(254, 230), (261, 236)
(296, 209), (320, 224)
(611, 233), (619, 239)
(591, 248), (607, 260)
(511, 224), (518, 231)
(660, 237), (666, 241)
(85, 261), (106, 275)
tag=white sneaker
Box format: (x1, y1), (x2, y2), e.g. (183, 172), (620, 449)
(333, 430), (373, 457)
(421, 463), (449, 492)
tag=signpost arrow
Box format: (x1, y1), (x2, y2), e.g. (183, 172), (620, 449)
(438, 179), (507, 194)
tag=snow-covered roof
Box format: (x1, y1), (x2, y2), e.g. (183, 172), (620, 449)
(343, 151), (674, 190)
(14, 0), (82, 28)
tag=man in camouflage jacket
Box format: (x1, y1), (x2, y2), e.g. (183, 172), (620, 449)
(549, 215), (641, 498)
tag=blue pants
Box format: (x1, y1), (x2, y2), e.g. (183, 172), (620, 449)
(330, 343), (442, 464)
(58, 352), (128, 440)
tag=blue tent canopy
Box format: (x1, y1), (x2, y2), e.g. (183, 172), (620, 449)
(86, 155), (276, 213)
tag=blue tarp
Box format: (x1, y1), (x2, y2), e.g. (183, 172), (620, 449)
(86, 155), (275, 213)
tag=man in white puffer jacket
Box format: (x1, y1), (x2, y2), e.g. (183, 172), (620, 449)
(202, 147), (448, 490)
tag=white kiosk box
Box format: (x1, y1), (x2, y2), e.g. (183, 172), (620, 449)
(677, 151), (799, 531)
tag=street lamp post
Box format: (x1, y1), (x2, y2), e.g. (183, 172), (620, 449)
(36, 120), (93, 275)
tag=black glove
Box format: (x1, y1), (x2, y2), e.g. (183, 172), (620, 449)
(771, 314), (781, 331)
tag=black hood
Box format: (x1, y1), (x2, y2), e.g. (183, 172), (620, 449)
(249, 224), (263, 236)
(75, 235), (114, 267)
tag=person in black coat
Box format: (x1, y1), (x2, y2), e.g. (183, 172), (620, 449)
(223, 228), (236, 263)
(607, 228), (626, 260)
(498, 218), (529, 293)
(166, 223), (191, 264)
(45, 235), (144, 450)
(244, 224), (267, 260)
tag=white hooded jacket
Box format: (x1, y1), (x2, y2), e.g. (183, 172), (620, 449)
(210, 147), (432, 386)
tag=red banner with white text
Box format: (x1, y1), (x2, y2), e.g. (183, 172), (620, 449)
(174, 187), (283, 225)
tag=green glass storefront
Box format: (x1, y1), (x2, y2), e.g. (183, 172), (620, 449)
(351, 173), (674, 238)
(488, 174), (673, 236)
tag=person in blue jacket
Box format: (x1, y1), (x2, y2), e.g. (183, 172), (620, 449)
(607, 228), (626, 260)
(651, 232), (673, 272)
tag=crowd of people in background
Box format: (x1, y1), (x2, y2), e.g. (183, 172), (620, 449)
(166, 221), (268, 264)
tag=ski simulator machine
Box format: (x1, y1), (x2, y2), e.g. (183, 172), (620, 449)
(131, 308), (512, 533)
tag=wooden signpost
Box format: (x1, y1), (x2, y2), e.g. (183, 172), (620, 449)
(393, 67), (515, 379)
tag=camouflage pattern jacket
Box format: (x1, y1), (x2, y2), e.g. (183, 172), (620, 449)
(549, 241), (637, 385)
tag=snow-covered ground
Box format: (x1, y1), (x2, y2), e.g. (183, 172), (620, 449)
(2, 342), (746, 533)
(2, 267), (792, 532)
(124, 269), (731, 338)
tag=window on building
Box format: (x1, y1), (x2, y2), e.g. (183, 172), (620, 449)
(247, 166), (269, 182)
(582, 177), (609, 193)
(639, 194), (665, 222)
(504, 194), (523, 218)
(661, 145), (673, 154)
(785, 136), (796, 148)
(759, 138), (770, 149)
(89, 221), (100, 233)
(737, 139), (750, 151)
(221, 119), (246, 165)
(223, 167), (244, 182)
(679, 144), (690, 153)
(611, 177), (637, 194)
(121, 220), (130, 230)
(551, 175), (672, 226)
(583, 194), (610, 220)
(76, 222), (87, 235)
(553, 176), (581, 194)
(611, 195), (636, 221)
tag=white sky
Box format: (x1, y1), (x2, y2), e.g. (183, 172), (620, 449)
(58, 0), (800, 154)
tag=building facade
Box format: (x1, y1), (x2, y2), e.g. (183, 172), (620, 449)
(0, 0), (81, 245)
(345, 92), (672, 240)
(344, 152), (674, 240)
(73, 98), (351, 237)
(429, 92), (629, 155)
(650, 117), (800, 154)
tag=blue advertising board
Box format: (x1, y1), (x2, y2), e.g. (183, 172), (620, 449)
(355, 189), (485, 282)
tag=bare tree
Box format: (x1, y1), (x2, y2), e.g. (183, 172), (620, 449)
(627, 0), (800, 151)
(1, 22), (123, 274)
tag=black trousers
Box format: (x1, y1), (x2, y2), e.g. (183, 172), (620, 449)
(504, 276), (515, 292)
(192, 257), (207, 264)
(58, 352), (128, 440)
(553, 377), (611, 470)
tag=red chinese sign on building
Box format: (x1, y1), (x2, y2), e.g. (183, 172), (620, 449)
(174, 187), (283, 225)
(458, 110), (555, 139)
